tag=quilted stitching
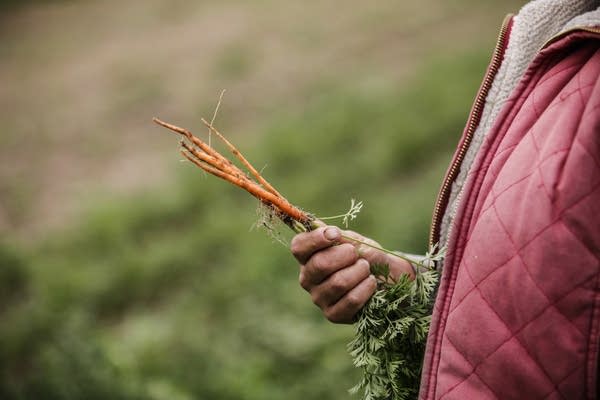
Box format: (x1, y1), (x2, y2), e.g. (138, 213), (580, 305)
(425, 39), (600, 400)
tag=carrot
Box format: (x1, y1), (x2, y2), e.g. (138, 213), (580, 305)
(180, 149), (308, 223)
(180, 141), (248, 182)
(201, 118), (282, 198)
(155, 117), (311, 228)
(153, 117), (235, 170)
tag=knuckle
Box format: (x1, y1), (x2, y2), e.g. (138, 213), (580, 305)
(338, 242), (354, 252)
(339, 243), (358, 259)
(310, 291), (322, 307)
(298, 271), (310, 291)
(357, 244), (375, 259)
(345, 292), (362, 309)
(290, 235), (304, 258)
(324, 308), (342, 323)
(309, 253), (327, 275)
(329, 273), (347, 294)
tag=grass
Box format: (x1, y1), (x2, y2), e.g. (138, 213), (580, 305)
(0, 46), (491, 399)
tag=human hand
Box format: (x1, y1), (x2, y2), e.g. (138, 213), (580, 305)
(290, 225), (414, 323)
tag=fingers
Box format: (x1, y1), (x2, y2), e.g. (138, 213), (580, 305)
(291, 226), (342, 265)
(388, 256), (416, 281)
(299, 243), (359, 289)
(339, 230), (389, 266)
(308, 258), (371, 307)
(291, 226), (403, 324)
(322, 275), (378, 324)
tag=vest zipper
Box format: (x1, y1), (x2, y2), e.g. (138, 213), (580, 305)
(427, 23), (600, 250)
(428, 14), (512, 249)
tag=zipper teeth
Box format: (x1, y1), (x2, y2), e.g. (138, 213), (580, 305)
(427, 24), (600, 249)
(428, 15), (512, 249)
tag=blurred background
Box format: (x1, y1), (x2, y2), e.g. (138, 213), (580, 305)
(0, 1), (525, 399)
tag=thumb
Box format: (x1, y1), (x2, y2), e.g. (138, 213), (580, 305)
(290, 225), (342, 264)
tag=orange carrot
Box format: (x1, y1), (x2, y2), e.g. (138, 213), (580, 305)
(154, 117), (235, 170)
(180, 141), (247, 181)
(201, 118), (282, 198)
(156, 117), (312, 228)
(180, 150), (309, 223)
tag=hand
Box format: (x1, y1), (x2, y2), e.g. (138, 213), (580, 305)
(291, 225), (414, 323)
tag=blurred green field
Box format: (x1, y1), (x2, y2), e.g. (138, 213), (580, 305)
(0, 1), (525, 399)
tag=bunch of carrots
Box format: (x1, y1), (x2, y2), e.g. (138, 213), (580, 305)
(154, 115), (441, 400)
(153, 117), (316, 234)
(153, 116), (424, 264)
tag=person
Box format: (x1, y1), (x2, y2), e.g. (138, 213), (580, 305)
(290, 1), (600, 398)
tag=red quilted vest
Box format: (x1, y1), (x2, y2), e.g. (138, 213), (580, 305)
(419, 26), (600, 400)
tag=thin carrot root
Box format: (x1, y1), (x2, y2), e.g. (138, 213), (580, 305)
(154, 117), (313, 232)
(201, 118), (282, 198)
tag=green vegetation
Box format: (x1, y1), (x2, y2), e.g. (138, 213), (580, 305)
(349, 268), (439, 400)
(0, 49), (489, 399)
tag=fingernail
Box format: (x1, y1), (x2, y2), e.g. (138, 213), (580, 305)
(370, 275), (378, 288)
(357, 245), (365, 257)
(324, 227), (340, 241)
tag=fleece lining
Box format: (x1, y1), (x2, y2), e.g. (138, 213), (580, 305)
(439, 0), (600, 248)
